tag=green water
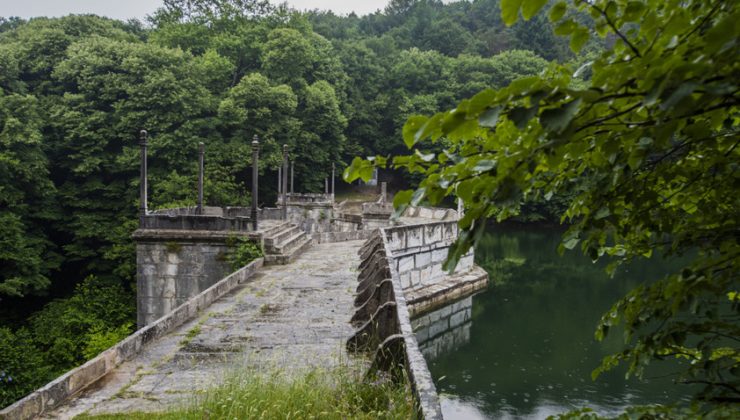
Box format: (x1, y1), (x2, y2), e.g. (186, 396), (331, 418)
(421, 225), (693, 419)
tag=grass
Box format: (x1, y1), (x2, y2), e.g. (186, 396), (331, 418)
(77, 365), (415, 419)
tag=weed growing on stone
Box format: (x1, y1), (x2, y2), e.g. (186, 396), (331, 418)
(77, 365), (415, 419)
(178, 325), (201, 347)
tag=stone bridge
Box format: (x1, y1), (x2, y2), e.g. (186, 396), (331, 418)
(1, 137), (488, 419)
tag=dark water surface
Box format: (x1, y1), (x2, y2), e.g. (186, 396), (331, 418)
(414, 225), (693, 419)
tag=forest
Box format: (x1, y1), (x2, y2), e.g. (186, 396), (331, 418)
(3, 0), (737, 416)
(0, 0), (596, 406)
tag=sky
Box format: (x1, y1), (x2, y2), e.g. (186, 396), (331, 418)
(0, 0), (392, 20)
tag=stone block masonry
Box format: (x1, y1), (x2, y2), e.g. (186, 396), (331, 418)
(133, 229), (258, 328)
(383, 221), (485, 314)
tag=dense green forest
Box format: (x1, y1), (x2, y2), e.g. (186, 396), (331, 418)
(0, 0), (595, 406)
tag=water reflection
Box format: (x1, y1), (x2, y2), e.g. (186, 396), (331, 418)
(412, 296), (474, 360)
(413, 225), (693, 419)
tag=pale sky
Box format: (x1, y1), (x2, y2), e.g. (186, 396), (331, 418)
(0, 0), (392, 20)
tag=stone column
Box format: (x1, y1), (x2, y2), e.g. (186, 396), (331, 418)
(251, 136), (259, 230)
(277, 166), (282, 197)
(282, 144), (288, 221)
(325, 177), (328, 194)
(331, 162), (335, 202)
(139, 130), (148, 217)
(290, 160), (294, 194)
(457, 198), (464, 218)
(380, 182), (387, 203)
(197, 142), (204, 215)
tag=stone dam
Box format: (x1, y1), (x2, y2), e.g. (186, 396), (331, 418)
(2, 137), (489, 420)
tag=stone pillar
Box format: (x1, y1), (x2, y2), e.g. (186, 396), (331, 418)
(380, 182), (387, 203)
(251, 136), (259, 230)
(277, 166), (282, 196)
(139, 130), (148, 217)
(331, 162), (335, 202)
(290, 160), (294, 194)
(282, 144), (288, 221)
(457, 198), (464, 218)
(325, 178), (328, 194)
(197, 142), (204, 215)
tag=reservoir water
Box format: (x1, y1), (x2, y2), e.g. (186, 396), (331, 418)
(413, 225), (693, 419)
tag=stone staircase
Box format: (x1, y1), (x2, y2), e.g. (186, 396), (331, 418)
(262, 222), (312, 265)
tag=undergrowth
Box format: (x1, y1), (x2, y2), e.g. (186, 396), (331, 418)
(77, 365), (415, 419)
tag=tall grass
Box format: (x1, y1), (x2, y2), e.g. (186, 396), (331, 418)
(78, 365), (415, 419)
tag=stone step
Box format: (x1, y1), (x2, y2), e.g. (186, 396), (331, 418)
(275, 231), (309, 255)
(264, 225), (300, 249)
(264, 236), (312, 265)
(261, 222), (290, 237)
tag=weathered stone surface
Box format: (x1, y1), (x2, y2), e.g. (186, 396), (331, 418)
(31, 242), (365, 419)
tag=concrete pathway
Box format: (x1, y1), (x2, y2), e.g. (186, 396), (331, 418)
(46, 240), (365, 419)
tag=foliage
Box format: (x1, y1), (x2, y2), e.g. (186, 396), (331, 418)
(226, 237), (264, 271)
(0, 275), (134, 406)
(0, 327), (47, 408)
(29, 276), (134, 369)
(78, 365), (414, 419)
(347, 0), (739, 409)
(82, 322), (134, 360)
(0, 0), (576, 407)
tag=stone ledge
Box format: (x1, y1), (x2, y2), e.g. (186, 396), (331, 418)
(0, 259), (264, 420)
(132, 229), (258, 242)
(314, 229), (376, 244)
(405, 265), (489, 318)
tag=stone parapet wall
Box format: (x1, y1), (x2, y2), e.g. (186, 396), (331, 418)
(286, 193), (333, 204)
(401, 206), (458, 221)
(0, 259), (263, 420)
(383, 222), (475, 292)
(313, 229), (375, 244)
(139, 214), (253, 232)
(347, 231), (444, 420)
(347, 210), (488, 419)
(149, 206), (252, 217)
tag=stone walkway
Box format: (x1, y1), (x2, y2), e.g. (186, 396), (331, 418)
(46, 240), (366, 419)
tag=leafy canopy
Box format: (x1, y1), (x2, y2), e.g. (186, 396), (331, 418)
(346, 0), (739, 406)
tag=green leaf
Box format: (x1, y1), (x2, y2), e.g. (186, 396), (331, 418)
(570, 26), (590, 53)
(410, 187), (426, 206)
(540, 98), (582, 133)
(521, 0), (548, 20)
(415, 149), (436, 162)
(392, 189), (413, 217)
(660, 81), (698, 111)
(479, 106), (503, 128)
(469, 89), (496, 114)
(508, 106), (537, 130)
(473, 159), (497, 173)
(501, 0), (523, 26)
(343, 156), (375, 183)
(622, 1), (645, 22)
(403, 116), (428, 149)
(441, 110), (466, 135)
(549, 1), (567, 22)
(456, 179), (477, 202)
(563, 237), (579, 250)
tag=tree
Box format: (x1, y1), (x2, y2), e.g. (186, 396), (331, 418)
(0, 91), (58, 298)
(347, 0), (739, 410)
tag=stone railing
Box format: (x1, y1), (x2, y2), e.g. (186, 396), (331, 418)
(347, 231), (443, 419)
(0, 259), (264, 420)
(141, 206), (253, 232)
(285, 193), (333, 204)
(384, 221), (486, 316)
(401, 206), (458, 221)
